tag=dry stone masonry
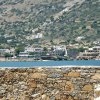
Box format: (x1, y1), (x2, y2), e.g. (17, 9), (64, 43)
(0, 67), (100, 100)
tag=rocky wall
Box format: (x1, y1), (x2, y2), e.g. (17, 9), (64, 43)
(0, 67), (100, 100)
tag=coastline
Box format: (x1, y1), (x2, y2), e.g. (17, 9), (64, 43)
(0, 65), (100, 69)
(0, 60), (100, 68)
(0, 66), (100, 100)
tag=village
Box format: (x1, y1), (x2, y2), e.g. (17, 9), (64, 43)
(0, 41), (100, 61)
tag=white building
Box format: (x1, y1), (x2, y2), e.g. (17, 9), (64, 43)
(25, 47), (34, 52)
(93, 46), (100, 51)
(53, 45), (67, 56)
(0, 49), (11, 53)
(25, 47), (43, 53)
(18, 52), (29, 57)
(32, 33), (43, 39)
(75, 36), (85, 42)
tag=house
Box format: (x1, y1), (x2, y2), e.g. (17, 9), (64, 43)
(33, 48), (43, 52)
(25, 47), (34, 52)
(52, 45), (67, 57)
(93, 41), (100, 45)
(93, 46), (100, 51)
(18, 52), (29, 58)
(0, 49), (11, 56)
(67, 49), (79, 60)
(77, 46), (100, 60)
(32, 33), (43, 39)
(75, 36), (85, 42)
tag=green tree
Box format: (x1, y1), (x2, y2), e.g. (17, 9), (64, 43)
(15, 47), (24, 56)
(4, 53), (13, 58)
(43, 47), (48, 51)
(78, 47), (86, 52)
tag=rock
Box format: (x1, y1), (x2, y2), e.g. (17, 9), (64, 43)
(74, 97), (79, 100)
(7, 85), (13, 92)
(48, 73), (63, 78)
(31, 93), (40, 98)
(68, 96), (74, 100)
(10, 98), (15, 100)
(61, 95), (67, 100)
(0, 87), (6, 94)
(67, 71), (80, 77)
(4, 72), (15, 81)
(41, 94), (50, 100)
(50, 96), (55, 100)
(65, 81), (74, 92)
(46, 96), (50, 100)
(0, 71), (5, 77)
(0, 67), (99, 100)
(55, 94), (61, 99)
(90, 96), (94, 100)
(30, 73), (47, 79)
(95, 91), (100, 98)
(91, 74), (100, 80)
(51, 89), (59, 95)
(82, 84), (93, 91)
(64, 73), (68, 77)
(28, 80), (37, 88)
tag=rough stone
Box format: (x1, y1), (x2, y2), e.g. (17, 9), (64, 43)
(0, 71), (5, 77)
(67, 71), (80, 77)
(48, 73), (63, 78)
(65, 81), (74, 92)
(68, 96), (74, 100)
(28, 80), (37, 88)
(30, 73), (47, 79)
(91, 74), (100, 80)
(0, 67), (100, 100)
(82, 84), (93, 91)
(41, 94), (50, 100)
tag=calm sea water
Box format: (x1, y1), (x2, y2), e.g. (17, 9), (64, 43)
(0, 60), (100, 68)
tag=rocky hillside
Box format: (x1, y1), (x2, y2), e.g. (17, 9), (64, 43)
(0, 0), (100, 48)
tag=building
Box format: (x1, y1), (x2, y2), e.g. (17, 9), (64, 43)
(25, 47), (34, 52)
(0, 49), (11, 56)
(53, 45), (67, 56)
(18, 52), (29, 58)
(77, 46), (100, 60)
(93, 46), (100, 51)
(67, 49), (79, 60)
(32, 33), (43, 39)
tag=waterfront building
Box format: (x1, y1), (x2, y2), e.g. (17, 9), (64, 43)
(77, 46), (100, 60)
(18, 52), (29, 58)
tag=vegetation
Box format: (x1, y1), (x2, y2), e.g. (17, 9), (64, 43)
(4, 53), (13, 58)
(15, 47), (24, 56)
(0, 0), (100, 47)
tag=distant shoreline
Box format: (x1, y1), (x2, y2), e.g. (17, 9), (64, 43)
(0, 66), (100, 69)
(0, 60), (100, 68)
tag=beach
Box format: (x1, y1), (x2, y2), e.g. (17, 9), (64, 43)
(0, 66), (100, 100)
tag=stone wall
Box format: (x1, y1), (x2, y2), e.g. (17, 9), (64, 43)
(0, 67), (100, 100)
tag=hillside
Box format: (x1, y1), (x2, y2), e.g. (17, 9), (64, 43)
(0, 0), (100, 48)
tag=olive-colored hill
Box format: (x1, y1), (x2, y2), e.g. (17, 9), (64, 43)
(0, 0), (100, 48)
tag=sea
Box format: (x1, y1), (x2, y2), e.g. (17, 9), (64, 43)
(0, 60), (100, 68)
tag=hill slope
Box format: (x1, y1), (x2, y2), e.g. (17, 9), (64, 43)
(0, 0), (100, 48)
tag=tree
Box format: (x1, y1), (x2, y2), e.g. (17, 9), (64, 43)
(15, 47), (24, 56)
(78, 47), (86, 52)
(4, 53), (13, 58)
(50, 40), (54, 45)
(43, 47), (48, 51)
(50, 16), (54, 21)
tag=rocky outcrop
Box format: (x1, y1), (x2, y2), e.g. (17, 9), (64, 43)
(0, 67), (100, 100)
